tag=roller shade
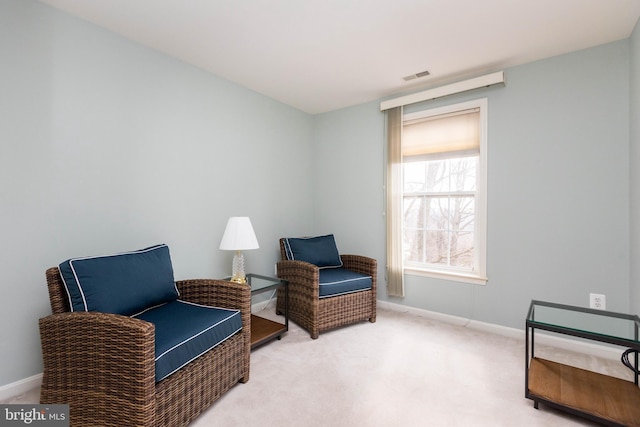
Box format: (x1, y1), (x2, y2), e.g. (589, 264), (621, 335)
(402, 108), (479, 159)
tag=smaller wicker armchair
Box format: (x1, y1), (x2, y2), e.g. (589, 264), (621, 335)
(276, 235), (377, 339)
(39, 245), (250, 427)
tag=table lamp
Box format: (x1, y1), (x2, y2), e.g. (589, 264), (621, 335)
(219, 217), (259, 284)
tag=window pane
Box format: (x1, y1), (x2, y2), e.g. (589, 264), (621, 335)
(425, 196), (448, 230)
(449, 157), (477, 192)
(403, 183), (476, 271)
(425, 160), (449, 193)
(403, 162), (426, 193)
(403, 196), (424, 228)
(450, 197), (475, 232)
(403, 228), (425, 263)
(425, 230), (449, 266)
(403, 195), (424, 263)
(450, 231), (474, 269)
(404, 158), (477, 194)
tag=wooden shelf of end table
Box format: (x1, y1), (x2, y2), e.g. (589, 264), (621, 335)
(251, 315), (286, 348)
(246, 274), (288, 350)
(528, 358), (640, 427)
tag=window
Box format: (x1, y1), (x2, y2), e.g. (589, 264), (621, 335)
(401, 99), (487, 284)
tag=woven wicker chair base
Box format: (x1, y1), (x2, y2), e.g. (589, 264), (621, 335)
(40, 267), (250, 427)
(277, 287), (375, 339)
(155, 335), (245, 427)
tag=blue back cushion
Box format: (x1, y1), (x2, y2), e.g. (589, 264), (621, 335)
(58, 244), (179, 315)
(283, 234), (343, 268)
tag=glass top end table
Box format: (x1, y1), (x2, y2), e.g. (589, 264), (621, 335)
(246, 274), (288, 350)
(525, 300), (640, 426)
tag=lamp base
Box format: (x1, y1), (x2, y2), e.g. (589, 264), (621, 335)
(230, 275), (247, 284)
(230, 250), (247, 284)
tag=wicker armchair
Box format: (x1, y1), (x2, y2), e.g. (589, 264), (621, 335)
(276, 237), (377, 339)
(39, 267), (251, 427)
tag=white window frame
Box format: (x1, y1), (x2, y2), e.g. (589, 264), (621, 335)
(402, 98), (488, 285)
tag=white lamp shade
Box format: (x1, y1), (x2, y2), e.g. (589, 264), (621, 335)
(219, 217), (259, 250)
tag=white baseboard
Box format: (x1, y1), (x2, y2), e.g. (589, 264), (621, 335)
(0, 373), (42, 402)
(378, 300), (623, 362)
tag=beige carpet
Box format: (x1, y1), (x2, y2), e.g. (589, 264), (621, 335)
(7, 307), (629, 426)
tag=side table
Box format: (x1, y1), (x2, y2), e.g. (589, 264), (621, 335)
(246, 274), (288, 349)
(525, 300), (640, 426)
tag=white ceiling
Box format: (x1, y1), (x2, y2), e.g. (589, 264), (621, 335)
(38, 0), (640, 114)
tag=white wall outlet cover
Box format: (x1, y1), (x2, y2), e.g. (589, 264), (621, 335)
(589, 293), (606, 310)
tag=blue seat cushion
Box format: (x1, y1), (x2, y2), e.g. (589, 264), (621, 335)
(133, 300), (243, 382)
(58, 244), (179, 315)
(283, 234), (343, 268)
(318, 268), (372, 298)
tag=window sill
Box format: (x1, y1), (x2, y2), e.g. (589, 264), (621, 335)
(404, 267), (488, 285)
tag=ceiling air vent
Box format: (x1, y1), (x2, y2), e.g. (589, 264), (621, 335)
(403, 70), (431, 81)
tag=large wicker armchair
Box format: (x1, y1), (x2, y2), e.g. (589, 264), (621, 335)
(276, 235), (377, 339)
(39, 245), (250, 427)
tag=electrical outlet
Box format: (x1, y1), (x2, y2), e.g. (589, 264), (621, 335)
(590, 293), (606, 310)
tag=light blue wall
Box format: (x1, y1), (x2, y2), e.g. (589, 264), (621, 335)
(0, 0), (313, 386)
(314, 40), (632, 329)
(311, 101), (386, 259)
(631, 19), (640, 316)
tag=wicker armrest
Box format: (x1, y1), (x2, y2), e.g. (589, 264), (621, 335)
(176, 278), (251, 337)
(176, 279), (251, 382)
(341, 255), (377, 298)
(176, 278), (251, 335)
(276, 260), (319, 293)
(176, 278), (250, 311)
(39, 312), (156, 425)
